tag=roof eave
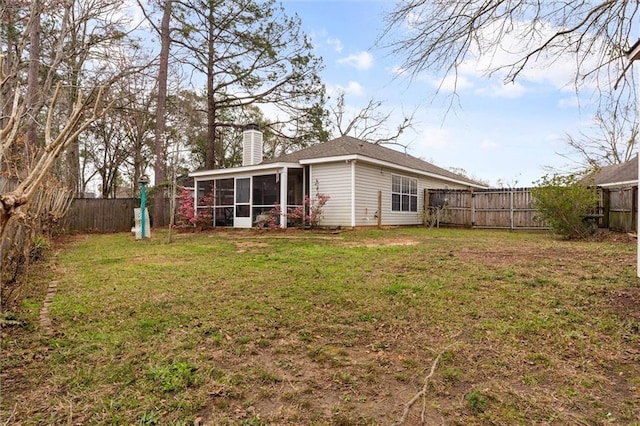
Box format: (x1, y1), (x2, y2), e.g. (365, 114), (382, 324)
(598, 179), (638, 188)
(627, 39), (640, 62)
(300, 154), (487, 189)
(189, 162), (301, 178)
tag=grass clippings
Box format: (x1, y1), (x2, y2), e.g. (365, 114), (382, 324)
(1, 227), (639, 425)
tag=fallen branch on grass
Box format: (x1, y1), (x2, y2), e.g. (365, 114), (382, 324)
(393, 342), (458, 425)
(2, 403), (17, 426)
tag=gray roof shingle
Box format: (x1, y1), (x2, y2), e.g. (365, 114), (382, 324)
(588, 156), (638, 186)
(262, 135), (485, 187)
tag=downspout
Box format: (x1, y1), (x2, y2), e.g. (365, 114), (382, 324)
(280, 167), (288, 229)
(351, 160), (356, 227)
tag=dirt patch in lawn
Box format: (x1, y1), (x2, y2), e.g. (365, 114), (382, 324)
(453, 245), (587, 267)
(609, 286), (640, 321)
(341, 237), (420, 248)
(235, 241), (270, 252)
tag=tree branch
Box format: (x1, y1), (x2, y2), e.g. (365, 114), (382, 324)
(393, 341), (459, 426)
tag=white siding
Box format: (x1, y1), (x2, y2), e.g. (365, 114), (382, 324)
(354, 162), (471, 227)
(311, 161), (474, 228)
(310, 162), (353, 227)
(354, 162), (387, 226)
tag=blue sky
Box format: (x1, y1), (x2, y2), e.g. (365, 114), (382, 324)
(280, 0), (603, 187)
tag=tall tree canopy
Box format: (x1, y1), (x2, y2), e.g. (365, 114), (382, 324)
(169, 0), (327, 169)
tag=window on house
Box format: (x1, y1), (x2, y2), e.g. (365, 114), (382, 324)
(253, 174), (279, 206)
(392, 175), (417, 212)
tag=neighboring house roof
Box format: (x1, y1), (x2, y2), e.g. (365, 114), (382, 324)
(261, 135), (487, 188)
(587, 156), (638, 187)
(176, 174), (195, 188)
(627, 38), (640, 61)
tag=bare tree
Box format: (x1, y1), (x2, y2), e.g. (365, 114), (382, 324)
(58, 0), (139, 196)
(0, 80), (110, 236)
(562, 96), (638, 169)
(381, 1), (638, 96)
(0, 0), (139, 236)
(25, 0), (41, 154)
(330, 92), (415, 148)
(380, 1), (639, 169)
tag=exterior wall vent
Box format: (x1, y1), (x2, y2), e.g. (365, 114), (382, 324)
(242, 123), (263, 166)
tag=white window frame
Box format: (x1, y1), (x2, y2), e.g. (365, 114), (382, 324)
(391, 175), (418, 212)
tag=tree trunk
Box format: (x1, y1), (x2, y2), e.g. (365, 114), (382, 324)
(205, 5), (216, 170)
(26, 0), (41, 157)
(153, 0), (172, 227)
(65, 63), (81, 196)
(65, 141), (80, 195)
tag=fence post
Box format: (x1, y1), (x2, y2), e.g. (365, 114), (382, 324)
(601, 188), (610, 229)
(470, 191), (475, 228)
(510, 189), (514, 230)
(423, 188), (428, 226)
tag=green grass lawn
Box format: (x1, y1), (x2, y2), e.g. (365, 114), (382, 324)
(1, 228), (639, 425)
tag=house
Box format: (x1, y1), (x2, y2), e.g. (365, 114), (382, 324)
(189, 125), (487, 228)
(584, 156), (638, 233)
(586, 155), (637, 188)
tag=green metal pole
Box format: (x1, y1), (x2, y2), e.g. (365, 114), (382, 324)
(140, 182), (147, 238)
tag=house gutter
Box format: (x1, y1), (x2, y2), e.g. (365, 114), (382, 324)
(189, 162), (301, 178)
(597, 180), (637, 188)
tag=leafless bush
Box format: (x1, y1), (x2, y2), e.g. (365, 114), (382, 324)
(1, 176), (72, 314)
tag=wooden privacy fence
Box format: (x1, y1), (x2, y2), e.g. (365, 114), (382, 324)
(62, 198), (139, 232)
(428, 188), (546, 230)
(604, 187), (637, 232)
(61, 197), (174, 233)
(428, 187), (638, 232)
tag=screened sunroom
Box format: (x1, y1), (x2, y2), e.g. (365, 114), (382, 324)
(192, 167), (306, 228)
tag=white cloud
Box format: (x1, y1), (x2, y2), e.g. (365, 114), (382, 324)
(475, 81), (527, 99)
(338, 51), (374, 70)
(544, 132), (564, 142)
(442, 74), (473, 92)
(468, 19), (599, 92)
(116, 0), (149, 30)
(327, 37), (343, 53)
(421, 74), (473, 93)
(557, 96), (581, 109)
(480, 139), (499, 150)
(388, 65), (407, 76)
(517, 60), (586, 92)
(416, 126), (454, 150)
(327, 81), (365, 97)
